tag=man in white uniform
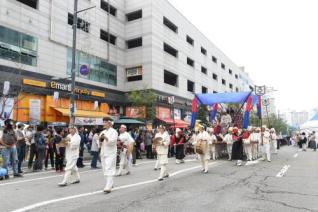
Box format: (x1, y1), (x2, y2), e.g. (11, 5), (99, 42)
(154, 125), (170, 181)
(261, 126), (271, 162)
(270, 128), (278, 154)
(207, 128), (217, 160)
(194, 126), (211, 173)
(117, 125), (134, 176)
(223, 127), (233, 160)
(99, 118), (118, 193)
(243, 126), (253, 161)
(58, 127), (81, 186)
(250, 127), (261, 160)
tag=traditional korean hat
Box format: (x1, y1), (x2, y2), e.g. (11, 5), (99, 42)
(228, 127), (233, 133)
(120, 124), (127, 129)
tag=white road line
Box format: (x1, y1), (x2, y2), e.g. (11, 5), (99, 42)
(293, 153), (298, 158)
(12, 162), (219, 212)
(276, 165), (291, 177)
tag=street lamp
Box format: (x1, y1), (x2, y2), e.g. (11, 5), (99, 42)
(69, 0), (95, 127)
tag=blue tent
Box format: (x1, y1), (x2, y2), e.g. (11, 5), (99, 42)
(195, 92), (258, 106)
(310, 113), (318, 121)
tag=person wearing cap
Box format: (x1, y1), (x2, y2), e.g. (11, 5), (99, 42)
(175, 128), (185, 164)
(117, 125), (135, 176)
(194, 125), (211, 173)
(250, 127), (261, 160)
(99, 118), (118, 193)
(261, 126), (271, 162)
(223, 127), (233, 160)
(154, 125), (170, 181)
(58, 126), (81, 186)
(269, 128), (278, 154)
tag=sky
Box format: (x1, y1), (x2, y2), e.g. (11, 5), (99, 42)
(168, 0), (318, 112)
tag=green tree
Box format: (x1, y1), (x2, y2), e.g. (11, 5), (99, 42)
(128, 89), (157, 120)
(197, 105), (209, 125)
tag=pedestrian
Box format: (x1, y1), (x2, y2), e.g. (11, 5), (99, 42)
(145, 130), (153, 159)
(175, 128), (185, 164)
(0, 119), (22, 179)
(117, 125), (134, 176)
(24, 125), (33, 161)
(270, 128), (278, 154)
(28, 126), (37, 170)
(250, 127), (261, 160)
(243, 126), (252, 161)
(76, 127), (86, 168)
(45, 129), (55, 170)
(208, 128), (218, 160)
(33, 125), (47, 171)
(154, 125), (170, 181)
(58, 126), (81, 186)
(223, 127), (233, 161)
(90, 128), (101, 169)
(299, 132), (307, 151)
(261, 126), (271, 162)
(54, 128), (66, 172)
(169, 128), (175, 158)
(194, 125), (210, 173)
(231, 127), (244, 166)
(308, 131), (316, 151)
(99, 118), (118, 193)
(16, 123), (26, 174)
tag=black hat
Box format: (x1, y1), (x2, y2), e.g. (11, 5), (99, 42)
(4, 119), (14, 128)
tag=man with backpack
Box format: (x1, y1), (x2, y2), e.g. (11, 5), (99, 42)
(33, 125), (47, 171)
(0, 119), (23, 179)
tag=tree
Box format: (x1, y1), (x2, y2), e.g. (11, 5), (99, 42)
(128, 89), (157, 120)
(196, 105), (209, 125)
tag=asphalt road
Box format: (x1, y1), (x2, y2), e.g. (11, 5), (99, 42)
(1, 146), (317, 212)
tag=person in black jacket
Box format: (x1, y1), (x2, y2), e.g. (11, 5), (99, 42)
(300, 132), (307, 151)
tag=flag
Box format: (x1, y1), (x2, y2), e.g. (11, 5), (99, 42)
(257, 96), (262, 118)
(209, 103), (218, 122)
(242, 95), (253, 129)
(190, 98), (198, 128)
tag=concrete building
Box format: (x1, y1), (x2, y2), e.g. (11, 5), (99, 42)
(0, 0), (254, 123)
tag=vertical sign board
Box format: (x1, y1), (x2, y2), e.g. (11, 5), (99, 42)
(29, 99), (41, 125)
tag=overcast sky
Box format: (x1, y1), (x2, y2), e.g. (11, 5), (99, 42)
(168, 0), (318, 112)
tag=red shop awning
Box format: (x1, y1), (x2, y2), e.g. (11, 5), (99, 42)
(159, 118), (189, 128)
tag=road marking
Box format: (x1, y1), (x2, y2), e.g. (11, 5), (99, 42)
(12, 162), (219, 212)
(276, 165), (290, 177)
(293, 153), (298, 158)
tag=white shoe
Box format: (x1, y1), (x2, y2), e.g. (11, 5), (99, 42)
(58, 182), (67, 187)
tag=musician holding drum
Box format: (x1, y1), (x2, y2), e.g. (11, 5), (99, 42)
(117, 125), (134, 176)
(153, 125), (170, 181)
(193, 125), (211, 174)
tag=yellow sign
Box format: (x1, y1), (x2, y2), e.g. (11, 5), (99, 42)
(91, 91), (106, 98)
(23, 79), (46, 88)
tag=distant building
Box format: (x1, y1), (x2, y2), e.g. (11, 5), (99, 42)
(262, 97), (276, 118)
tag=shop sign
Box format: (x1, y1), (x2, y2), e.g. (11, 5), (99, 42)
(157, 95), (175, 105)
(126, 106), (146, 118)
(23, 79), (47, 88)
(75, 117), (103, 126)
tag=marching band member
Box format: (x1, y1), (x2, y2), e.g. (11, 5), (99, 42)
(243, 126), (253, 161)
(250, 127), (261, 160)
(207, 128), (217, 160)
(223, 127), (233, 161)
(117, 125), (134, 176)
(231, 127), (244, 166)
(99, 118), (118, 193)
(175, 128), (185, 164)
(270, 128), (278, 154)
(154, 125), (170, 181)
(194, 125), (211, 173)
(58, 126), (81, 187)
(261, 126), (271, 162)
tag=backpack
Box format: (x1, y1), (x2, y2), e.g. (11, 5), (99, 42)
(2, 130), (17, 146)
(34, 133), (46, 147)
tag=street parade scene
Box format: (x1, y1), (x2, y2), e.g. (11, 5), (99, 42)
(0, 0), (318, 212)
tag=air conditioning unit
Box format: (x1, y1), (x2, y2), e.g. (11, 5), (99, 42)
(126, 67), (143, 77)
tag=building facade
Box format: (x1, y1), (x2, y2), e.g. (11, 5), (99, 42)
(0, 0), (254, 123)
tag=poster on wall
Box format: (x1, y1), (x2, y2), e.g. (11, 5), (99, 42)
(0, 98), (14, 126)
(126, 106), (146, 118)
(156, 107), (171, 119)
(75, 117), (103, 126)
(29, 99), (41, 125)
(183, 111), (192, 123)
(174, 109), (181, 120)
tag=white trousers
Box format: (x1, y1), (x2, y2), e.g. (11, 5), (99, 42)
(244, 143), (252, 161)
(251, 143), (258, 159)
(271, 141), (278, 153)
(159, 164), (168, 179)
(154, 159), (159, 169)
(198, 154), (209, 171)
(104, 176), (113, 190)
(117, 149), (132, 175)
(210, 144), (217, 160)
(227, 144), (233, 160)
(61, 159), (80, 184)
(262, 143), (271, 161)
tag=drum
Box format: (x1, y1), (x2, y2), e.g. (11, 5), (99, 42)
(195, 140), (206, 155)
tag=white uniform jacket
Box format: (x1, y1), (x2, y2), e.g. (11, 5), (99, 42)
(155, 132), (170, 155)
(65, 133), (81, 170)
(100, 127), (118, 176)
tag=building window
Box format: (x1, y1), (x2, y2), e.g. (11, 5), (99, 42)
(67, 48), (117, 86)
(187, 80), (195, 92)
(235, 87), (239, 92)
(126, 10), (142, 21)
(201, 66), (207, 74)
(163, 17), (178, 33)
(163, 43), (178, 57)
(212, 73), (218, 80)
(186, 35), (194, 46)
(0, 25), (38, 66)
(100, 29), (116, 45)
(201, 47), (207, 55)
(229, 83), (233, 89)
(187, 57), (194, 67)
(229, 69), (232, 75)
(68, 13), (90, 33)
(101, 0), (117, 16)
(235, 74), (238, 79)
(212, 56), (217, 63)
(16, 0), (37, 9)
(213, 90), (218, 93)
(202, 86), (207, 93)
(222, 79), (226, 85)
(126, 66), (143, 82)
(164, 70), (178, 87)
(126, 37), (142, 49)
(221, 63), (225, 69)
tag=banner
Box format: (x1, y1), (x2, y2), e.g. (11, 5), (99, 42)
(75, 117), (103, 126)
(0, 98), (14, 119)
(29, 99), (41, 125)
(126, 106), (146, 118)
(174, 109), (181, 120)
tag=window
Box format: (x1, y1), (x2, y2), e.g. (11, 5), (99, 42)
(163, 43), (178, 57)
(187, 80), (195, 92)
(202, 86), (208, 94)
(187, 57), (194, 67)
(222, 79), (226, 85)
(101, 0), (117, 16)
(213, 91), (218, 94)
(229, 83), (233, 89)
(126, 10), (142, 21)
(212, 56), (217, 63)
(229, 69), (233, 75)
(164, 70), (178, 87)
(126, 66), (143, 82)
(201, 66), (207, 74)
(235, 74), (238, 79)
(17, 0), (37, 9)
(100, 29), (116, 45)
(212, 73), (218, 80)
(68, 13), (90, 33)
(126, 37), (142, 49)
(163, 17), (178, 33)
(186, 35), (194, 46)
(235, 87), (239, 92)
(201, 47), (207, 55)
(0, 25), (38, 66)
(221, 63), (225, 69)
(67, 48), (117, 86)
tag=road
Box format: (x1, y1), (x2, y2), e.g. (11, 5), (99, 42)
(1, 146), (317, 212)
